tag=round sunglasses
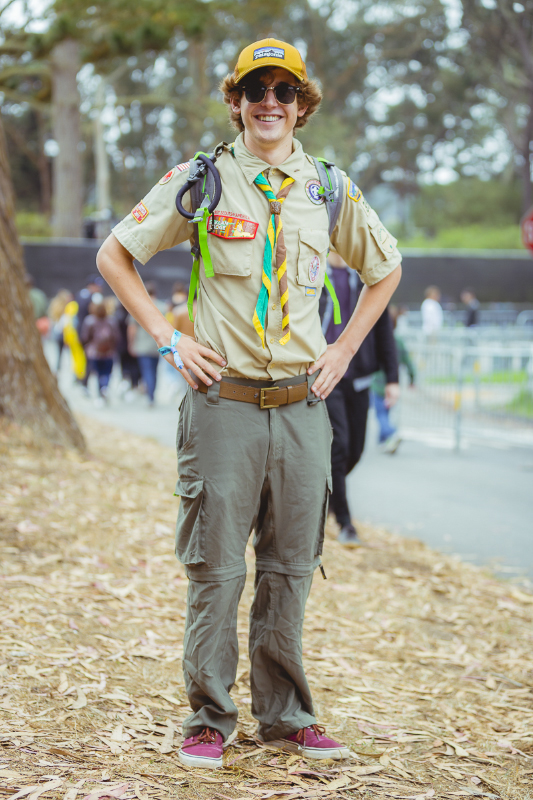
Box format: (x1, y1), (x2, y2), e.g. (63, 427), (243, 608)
(242, 82), (301, 105)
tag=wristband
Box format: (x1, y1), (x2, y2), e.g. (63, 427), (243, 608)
(158, 329), (184, 370)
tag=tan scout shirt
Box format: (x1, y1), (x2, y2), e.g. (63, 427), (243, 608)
(112, 132), (401, 381)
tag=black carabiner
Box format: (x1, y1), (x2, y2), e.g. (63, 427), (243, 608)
(175, 154), (222, 220)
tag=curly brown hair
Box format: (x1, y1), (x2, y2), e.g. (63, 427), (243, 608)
(219, 67), (322, 133)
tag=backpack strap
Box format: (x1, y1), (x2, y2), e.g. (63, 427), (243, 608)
(312, 156), (344, 325)
(183, 150), (221, 321)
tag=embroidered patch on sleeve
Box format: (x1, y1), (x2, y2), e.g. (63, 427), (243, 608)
(159, 168), (175, 185)
(131, 201), (149, 224)
(208, 211), (259, 240)
(348, 181), (362, 202)
(176, 162), (190, 172)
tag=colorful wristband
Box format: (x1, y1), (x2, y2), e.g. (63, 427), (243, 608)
(158, 329), (184, 370)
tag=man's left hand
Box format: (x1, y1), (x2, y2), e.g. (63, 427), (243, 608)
(307, 342), (353, 399)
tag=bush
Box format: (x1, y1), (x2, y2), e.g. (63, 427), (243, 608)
(398, 225), (523, 250)
(16, 212), (52, 238)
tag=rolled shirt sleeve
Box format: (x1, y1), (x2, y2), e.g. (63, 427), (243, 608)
(331, 175), (402, 286)
(111, 164), (193, 264)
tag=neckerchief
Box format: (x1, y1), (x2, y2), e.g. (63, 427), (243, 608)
(252, 172), (295, 347)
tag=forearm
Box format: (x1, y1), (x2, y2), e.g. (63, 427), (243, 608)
(337, 265), (401, 358)
(96, 234), (174, 348)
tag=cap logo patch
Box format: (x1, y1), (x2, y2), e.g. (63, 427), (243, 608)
(254, 46), (285, 60)
(131, 201), (149, 224)
(176, 162), (190, 172)
(348, 181), (362, 202)
(309, 255), (320, 283)
(208, 211), (259, 240)
(159, 168), (175, 185)
(305, 178), (324, 205)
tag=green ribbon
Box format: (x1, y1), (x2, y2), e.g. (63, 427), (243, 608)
(324, 272), (341, 325)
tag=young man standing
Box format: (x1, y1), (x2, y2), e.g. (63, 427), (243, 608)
(97, 38), (402, 768)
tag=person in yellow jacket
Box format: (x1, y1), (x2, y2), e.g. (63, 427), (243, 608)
(62, 301), (86, 381)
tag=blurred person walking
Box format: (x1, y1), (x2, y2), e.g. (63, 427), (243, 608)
(80, 294), (119, 403)
(322, 250), (399, 545)
(421, 286), (443, 336)
(48, 289), (74, 372)
(26, 274), (49, 336)
(461, 287), (479, 327)
(97, 38), (401, 767)
(114, 302), (141, 394)
(77, 274), (106, 389)
(370, 305), (416, 453)
(127, 281), (165, 406)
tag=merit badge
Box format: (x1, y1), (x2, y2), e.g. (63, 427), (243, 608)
(208, 211), (259, 240)
(159, 168), (175, 185)
(348, 181), (362, 202)
(308, 255), (321, 283)
(305, 286), (317, 297)
(131, 201), (149, 224)
(305, 178), (324, 205)
(176, 162), (190, 172)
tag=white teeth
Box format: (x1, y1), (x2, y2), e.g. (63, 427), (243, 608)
(257, 115), (280, 121)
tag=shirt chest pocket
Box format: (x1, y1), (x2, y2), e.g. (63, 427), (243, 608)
(296, 229), (330, 289)
(203, 212), (258, 277)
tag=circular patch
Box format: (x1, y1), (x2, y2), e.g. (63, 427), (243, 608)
(305, 178), (324, 205)
(309, 255), (320, 283)
(159, 168), (175, 185)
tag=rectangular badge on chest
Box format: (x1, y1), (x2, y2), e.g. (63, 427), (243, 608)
(208, 211), (259, 240)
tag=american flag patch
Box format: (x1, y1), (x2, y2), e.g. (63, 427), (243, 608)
(176, 162), (190, 172)
(131, 201), (149, 223)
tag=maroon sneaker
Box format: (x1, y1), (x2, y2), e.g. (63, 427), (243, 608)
(178, 727), (224, 769)
(269, 725), (350, 760)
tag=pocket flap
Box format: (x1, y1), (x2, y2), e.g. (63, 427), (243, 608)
(299, 228), (330, 253)
(174, 477), (204, 499)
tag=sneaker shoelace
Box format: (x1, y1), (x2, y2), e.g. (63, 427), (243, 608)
(295, 724), (326, 744)
(196, 727), (218, 744)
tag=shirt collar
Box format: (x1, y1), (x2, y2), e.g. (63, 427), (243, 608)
(232, 132), (306, 184)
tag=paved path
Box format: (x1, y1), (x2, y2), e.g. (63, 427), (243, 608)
(53, 351), (533, 583)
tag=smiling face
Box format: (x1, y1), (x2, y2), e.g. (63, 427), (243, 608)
(230, 67), (308, 157)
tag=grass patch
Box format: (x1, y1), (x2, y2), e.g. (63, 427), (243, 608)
(399, 224), (523, 250)
(505, 388), (533, 418)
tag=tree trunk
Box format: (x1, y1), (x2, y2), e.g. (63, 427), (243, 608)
(522, 94), (533, 214)
(51, 38), (83, 238)
(94, 78), (112, 239)
(36, 111), (52, 217)
(0, 115), (85, 449)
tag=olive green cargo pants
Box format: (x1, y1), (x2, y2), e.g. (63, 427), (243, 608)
(174, 373), (332, 741)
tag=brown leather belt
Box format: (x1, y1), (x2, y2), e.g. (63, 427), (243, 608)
(198, 379), (308, 409)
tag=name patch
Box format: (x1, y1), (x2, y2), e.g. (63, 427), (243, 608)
(254, 46), (285, 60)
(208, 211), (259, 240)
(131, 201), (149, 224)
(348, 181), (362, 202)
(305, 178), (324, 205)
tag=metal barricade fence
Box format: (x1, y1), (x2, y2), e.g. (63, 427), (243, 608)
(396, 341), (533, 450)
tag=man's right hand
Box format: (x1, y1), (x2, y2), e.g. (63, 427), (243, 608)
(161, 334), (226, 390)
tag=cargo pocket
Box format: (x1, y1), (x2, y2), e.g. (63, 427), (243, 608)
(296, 228), (329, 288)
(316, 475), (332, 558)
(174, 477), (205, 565)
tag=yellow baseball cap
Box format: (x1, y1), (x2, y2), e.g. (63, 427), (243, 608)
(233, 38), (307, 84)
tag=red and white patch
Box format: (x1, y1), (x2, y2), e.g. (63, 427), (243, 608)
(131, 201), (149, 224)
(208, 211), (259, 240)
(159, 168), (175, 185)
(176, 162), (190, 172)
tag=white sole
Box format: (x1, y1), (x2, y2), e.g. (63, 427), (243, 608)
(178, 749), (223, 769)
(266, 739), (351, 760)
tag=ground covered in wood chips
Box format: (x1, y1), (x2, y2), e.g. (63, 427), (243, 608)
(1, 416), (533, 800)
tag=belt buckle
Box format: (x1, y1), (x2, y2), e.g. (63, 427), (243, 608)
(260, 386), (279, 409)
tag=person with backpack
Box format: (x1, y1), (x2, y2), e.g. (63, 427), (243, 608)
(80, 294), (119, 402)
(96, 38), (401, 768)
